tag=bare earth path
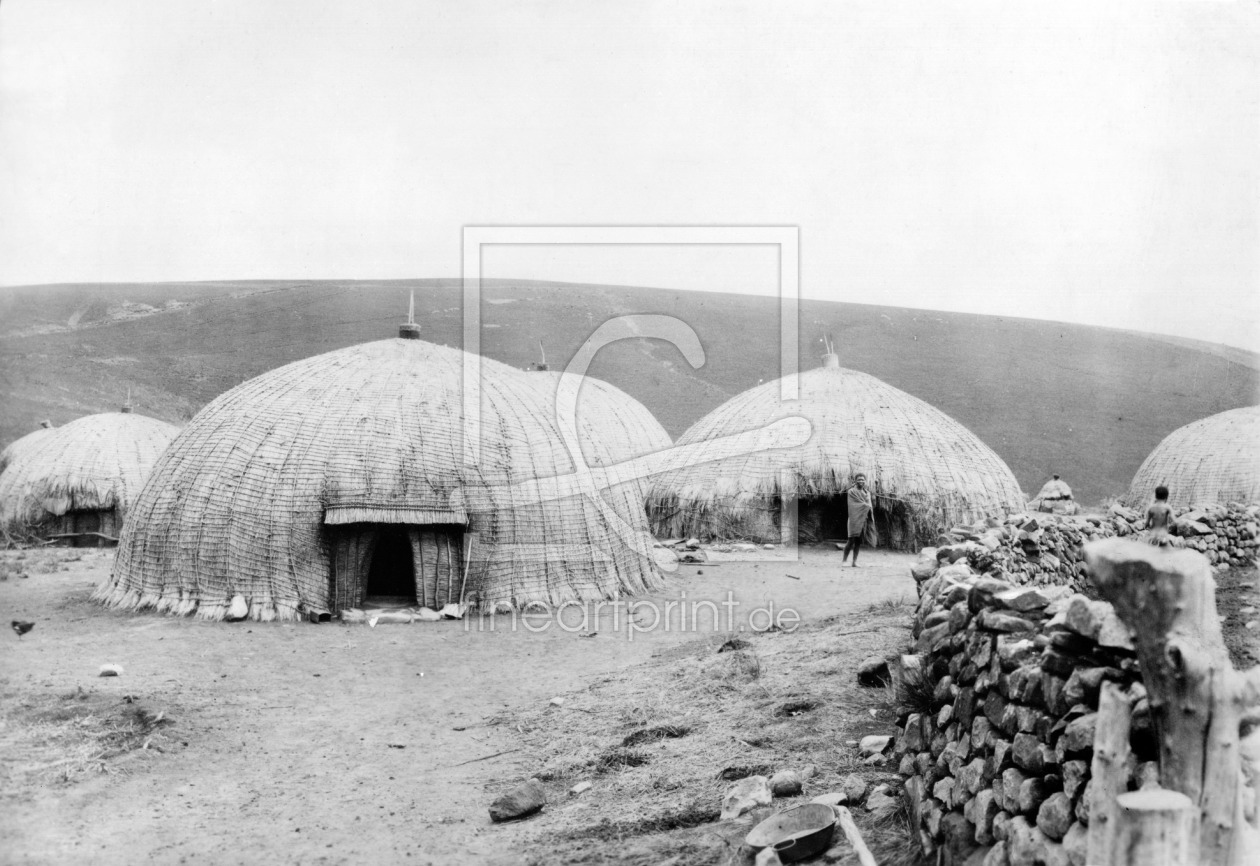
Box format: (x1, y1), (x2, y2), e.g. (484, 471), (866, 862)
(1, 547), (914, 865)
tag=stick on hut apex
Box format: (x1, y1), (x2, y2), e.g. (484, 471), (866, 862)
(821, 334), (839, 369)
(399, 290), (421, 339)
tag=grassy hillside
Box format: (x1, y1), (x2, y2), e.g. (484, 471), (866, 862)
(1, 279), (1256, 506)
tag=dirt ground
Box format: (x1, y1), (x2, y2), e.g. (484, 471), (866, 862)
(0, 546), (917, 865)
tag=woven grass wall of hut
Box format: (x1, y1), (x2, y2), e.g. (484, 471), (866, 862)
(0, 412), (180, 543)
(523, 370), (672, 467)
(646, 355), (1025, 549)
(96, 337), (663, 621)
(1121, 405), (1260, 510)
(0, 422), (55, 473)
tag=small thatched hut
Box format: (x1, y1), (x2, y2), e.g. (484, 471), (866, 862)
(1122, 405), (1260, 510)
(0, 420), (55, 473)
(96, 325), (662, 621)
(646, 354), (1025, 549)
(0, 410), (180, 544)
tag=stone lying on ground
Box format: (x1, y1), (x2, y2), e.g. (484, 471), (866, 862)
(841, 773), (869, 805)
(489, 779), (546, 822)
(859, 734), (893, 756)
(866, 784), (900, 815)
(720, 775), (772, 820)
(769, 770), (803, 797)
(857, 655), (892, 686)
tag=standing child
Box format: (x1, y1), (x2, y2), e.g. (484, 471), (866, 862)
(1144, 485), (1179, 548)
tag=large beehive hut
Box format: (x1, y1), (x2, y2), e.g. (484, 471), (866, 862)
(647, 353), (1025, 549)
(0, 420), (55, 473)
(1122, 405), (1260, 510)
(96, 324), (662, 621)
(0, 410), (180, 543)
(524, 364), (672, 467)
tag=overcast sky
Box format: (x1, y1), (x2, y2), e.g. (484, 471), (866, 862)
(1, 2), (1257, 352)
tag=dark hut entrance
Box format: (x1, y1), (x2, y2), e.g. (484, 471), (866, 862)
(793, 494), (916, 550)
(366, 527), (415, 604)
(46, 509), (121, 547)
(796, 496), (847, 544)
(325, 506), (468, 612)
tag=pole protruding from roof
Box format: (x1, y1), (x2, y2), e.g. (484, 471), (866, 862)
(821, 334), (839, 369)
(399, 290), (421, 339)
(122, 387), (133, 413)
(535, 340), (549, 371)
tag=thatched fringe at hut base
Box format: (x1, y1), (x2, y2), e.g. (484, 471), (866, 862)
(92, 582), (303, 622)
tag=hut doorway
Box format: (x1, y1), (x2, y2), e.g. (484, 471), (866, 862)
(325, 507), (468, 612)
(794, 494), (914, 550)
(366, 528), (416, 604)
(48, 509), (120, 547)
(797, 496), (847, 544)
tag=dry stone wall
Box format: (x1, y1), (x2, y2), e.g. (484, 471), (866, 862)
(930, 502), (1258, 599)
(896, 553), (1159, 866)
(1136, 501), (1259, 569)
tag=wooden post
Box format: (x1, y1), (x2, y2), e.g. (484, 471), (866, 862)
(1086, 539), (1260, 866)
(1113, 789), (1197, 866)
(444, 535), (454, 608)
(832, 806), (877, 866)
(1088, 681), (1134, 866)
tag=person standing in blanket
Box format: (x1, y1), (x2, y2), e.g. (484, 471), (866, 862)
(840, 473), (876, 567)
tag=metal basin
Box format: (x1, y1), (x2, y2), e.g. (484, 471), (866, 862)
(745, 803), (837, 863)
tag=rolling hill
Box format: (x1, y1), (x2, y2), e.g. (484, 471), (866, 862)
(1, 278), (1256, 506)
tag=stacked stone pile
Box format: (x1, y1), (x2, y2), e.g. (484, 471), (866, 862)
(929, 514), (1125, 595)
(928, 502), (1257, 599)
(896, 554), (1158, 866)
(1129, 500), (1258, 569)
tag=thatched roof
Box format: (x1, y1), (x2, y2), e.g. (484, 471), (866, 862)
(96, 337), (663, 621)
(646, 357), (1025, 547)
(524, 370), (672, 466)
(1122, 405), (1260, 509)
(0, 424), (55, 473)
(0, 412), (180, 528)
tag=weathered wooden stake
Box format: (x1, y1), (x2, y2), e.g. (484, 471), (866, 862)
(1113, 788), (1196, 866)
(1086, 539), (1260, 866)
(1088, 681), (1133, 866)
(832, 805), (877, 866)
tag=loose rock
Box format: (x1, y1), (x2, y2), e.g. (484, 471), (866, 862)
(720, 775), (772, 820)
(489, 779), (546, 822)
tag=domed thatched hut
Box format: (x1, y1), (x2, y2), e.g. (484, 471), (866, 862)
(0, 410), (180, 544)
(0, 420), (55, 473)
(96, 326), (662, 621)
(646, 354), (1025, 549)
(1122, 405), (1260, 510)
(523, 364), (672, 467)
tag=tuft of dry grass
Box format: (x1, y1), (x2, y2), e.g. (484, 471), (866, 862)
(0, 686), (173, 792)
(895, 665), (937, 718)
(708, 648), (761, 684)
(592, 747), (653, 774)
(622, 725), (693, 747)
(865, 595), (910, 615)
